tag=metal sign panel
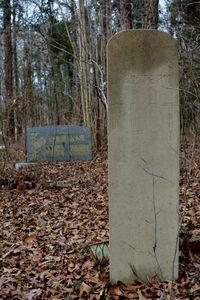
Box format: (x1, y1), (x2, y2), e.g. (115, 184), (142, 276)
(27, 125), (92, 162)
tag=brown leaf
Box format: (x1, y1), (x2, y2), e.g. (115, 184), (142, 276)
(138, 291), (148, 300)
(110, 286), (123, 296)
(23, 234), (37, 245)
(83, 260), (95, 269)
(80, 282), (92, 297)
(147, 274), (159, 285)
(191, 283), (200, 292)
(24, 289), (42, 300)
(17, 183), (26, 194)
(124, 283), (144, 292)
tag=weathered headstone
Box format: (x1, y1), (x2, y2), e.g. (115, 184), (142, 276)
(27, 125), (92, 162)
(108, 30), (179, 283)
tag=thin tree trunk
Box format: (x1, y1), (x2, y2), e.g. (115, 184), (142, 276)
(3, 0), (14, 137)
(118, 0), (133, 30)
(13, 0), (20, 141)
(106, 0), (112, 42)
(79, 0), (90, 126)
(50, 60), (60, 125)
(13, 1), (19, 95)
(144, 0), (159, 29)
(99, 4), (107, 147)
(94, 1), (101, 147)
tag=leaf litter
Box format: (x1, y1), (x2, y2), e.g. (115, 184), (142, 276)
(0, 144), (200, 299)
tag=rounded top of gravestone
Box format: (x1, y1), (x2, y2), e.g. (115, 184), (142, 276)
(107, 29), (178, 76)
(108, 29), (176, 43)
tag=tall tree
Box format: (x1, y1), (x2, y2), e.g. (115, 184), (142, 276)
(166, 0), (200, 136)
(13, 0), (20, 141)
(3, 0), (14, 136)
(144, 0), (159, 29)
(118, 0), (133, 30)
(106, 0), (112, 42)
(0, 0), (165, 148)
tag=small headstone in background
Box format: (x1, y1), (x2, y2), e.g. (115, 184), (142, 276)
(27, 125), (92, 162)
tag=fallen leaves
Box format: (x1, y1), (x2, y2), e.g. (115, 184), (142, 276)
(23, 234), (37, 245)
(80, 282), (92, 298)
(0, 146), (200, 299)
(0, 153), (110, 299)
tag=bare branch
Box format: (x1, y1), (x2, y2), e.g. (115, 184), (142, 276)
(90, 59), (108, 112)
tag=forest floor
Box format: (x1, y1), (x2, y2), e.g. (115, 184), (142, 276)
(0, 141), (200, 300)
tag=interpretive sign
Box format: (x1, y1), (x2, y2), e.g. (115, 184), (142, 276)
(27, 125), (92, 162)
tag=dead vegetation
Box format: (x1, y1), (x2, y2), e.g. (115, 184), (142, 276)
(0, 142), (200, 299)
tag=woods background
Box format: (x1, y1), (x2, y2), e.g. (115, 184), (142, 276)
(0, 0), (199, 150)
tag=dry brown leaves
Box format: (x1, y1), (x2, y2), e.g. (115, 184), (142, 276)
(0, 143), (200, 299)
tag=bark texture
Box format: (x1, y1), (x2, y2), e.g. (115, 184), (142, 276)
(3, 0), (13, 100)
(145, 0), (159, 29)
(118, 0), (133, 30)
(3, 0), (14, 137)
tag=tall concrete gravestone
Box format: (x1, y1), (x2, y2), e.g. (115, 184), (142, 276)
(108, 30), (179, 283)
(27, 125), (92, 162)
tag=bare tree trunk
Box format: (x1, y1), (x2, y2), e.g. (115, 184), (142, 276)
(78, 0), (90, 126)
(78, 0), (86, 125)
(106, 0), (112, 42)
(3, 0), (14, 137)
(118, 0), (133, 30)
(13, 1), (19, 96)
(144, 0), (159, 29)
(13, 0), (20, 141)
(99, 4), (107, 147)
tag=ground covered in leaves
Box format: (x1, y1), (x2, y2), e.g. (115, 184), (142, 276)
(0, 144), (200, 299)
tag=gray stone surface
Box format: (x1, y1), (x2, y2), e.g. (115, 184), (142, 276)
(108, 30), (179, 283)
(15, 163), (35, 169)
(27, 125), (92, 162)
